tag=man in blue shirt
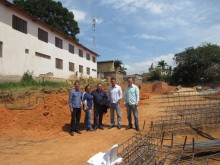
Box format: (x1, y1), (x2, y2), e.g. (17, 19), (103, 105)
(108, 77), (123, 129)
(69, 81), (82, 136)
(91, 83), (108, 130)
(124, 77), (140, 132)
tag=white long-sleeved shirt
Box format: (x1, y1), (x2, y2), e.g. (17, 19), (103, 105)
(108, 84), (122, 103)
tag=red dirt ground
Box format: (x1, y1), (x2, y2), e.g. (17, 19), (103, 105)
(1, 83), (196, 165)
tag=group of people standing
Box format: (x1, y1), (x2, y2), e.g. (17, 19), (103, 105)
(69, 77), (140, 136)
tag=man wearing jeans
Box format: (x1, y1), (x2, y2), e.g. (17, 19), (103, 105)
(124, 77), (140, 132)
(69, 81), (82, 136)
(108, 77), (122, 130)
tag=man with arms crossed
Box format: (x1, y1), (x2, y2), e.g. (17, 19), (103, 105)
(124, 77), (140, 132)
(108, 77), (123, 130)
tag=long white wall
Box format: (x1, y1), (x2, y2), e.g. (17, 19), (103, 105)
(0, 3), (97, 80)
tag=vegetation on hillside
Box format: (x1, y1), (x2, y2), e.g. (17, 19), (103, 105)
(0, 71), (71, 91)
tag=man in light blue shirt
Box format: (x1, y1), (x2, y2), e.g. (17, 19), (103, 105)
(124, 77), (140, 131)
(108, 77), (123, 129)
(69, 81), (82, 136)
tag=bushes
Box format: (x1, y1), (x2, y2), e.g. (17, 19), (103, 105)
(0, 71), (70, 91)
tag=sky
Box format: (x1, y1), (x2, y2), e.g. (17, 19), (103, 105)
(59, 0), (220, 74)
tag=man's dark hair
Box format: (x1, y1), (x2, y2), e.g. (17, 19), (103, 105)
(127, 77), (133, 81)
(74, 80), (80, 85)
(97, 83), (102, 87)
(111, 77), (116, 81)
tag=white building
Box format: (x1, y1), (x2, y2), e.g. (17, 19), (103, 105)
(0, 0), (99, 81)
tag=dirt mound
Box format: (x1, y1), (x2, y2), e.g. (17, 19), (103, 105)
(151, 81), (175, 93)
(0, 91), (71, 137)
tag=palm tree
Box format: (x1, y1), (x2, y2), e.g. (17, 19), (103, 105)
(120, 66), (127, 75)
(114, 60), (123, 70)
(157, 60), (167, 70)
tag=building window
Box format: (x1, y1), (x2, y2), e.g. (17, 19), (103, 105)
(92, 56), (96, 63)
(12, 15), (27, 34)
(56, 58), (63, 69)
(79, 49), (83, 57)
(35, 52), (51, 59)
(55, 37), (63, 49)
(92, 69), (97, 72)
(38, 28), (48, 42)
(69, 62), (75, 72)
(69, 44), (74, 54)
(86, 53), (90, 61)
(0, 42), (2, 57)
(87, 67), (90, 75)
(79, 65), (83, 73)
(25, 49), (29, 54)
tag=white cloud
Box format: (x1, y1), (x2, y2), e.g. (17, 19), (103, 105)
(126, 34), (166, 41)
(71, 9), (86, 22)
(140, 34), (166, 41)
(125, 53), (175, 74)
(100, 0), (192, 15)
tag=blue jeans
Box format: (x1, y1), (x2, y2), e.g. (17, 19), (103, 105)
(110, 103), (121, 127)
(84, 109), (92, 129)
(126, 104), (139, 129)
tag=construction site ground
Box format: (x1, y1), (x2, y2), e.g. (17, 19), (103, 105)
(0, 83), (219, 165)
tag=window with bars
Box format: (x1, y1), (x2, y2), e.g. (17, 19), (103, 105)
(69, 62), (75, 72)
(92, 56), (96, 63)
(12, 15), (27, 34)
(38, 28), (48, 42)
(79, 65), (83, 73)
(86, 67), (90, 75)
(79, 49), (83, 57)
(86, 53), (90, 61)
(0, 42), (2, 57)
(56, 58), (63, 69)
(55, 37), (63, 49)
(69, 44), (75, 54)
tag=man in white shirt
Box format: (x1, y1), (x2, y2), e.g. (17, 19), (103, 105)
(124, 77), (140, 132)
(108, 77), (123, 129)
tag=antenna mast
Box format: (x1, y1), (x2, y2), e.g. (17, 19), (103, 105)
(92, 16), (96, 51)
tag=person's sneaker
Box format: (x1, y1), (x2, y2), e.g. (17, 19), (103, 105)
(136, 128), (140, 132)
(70, 132), (74, 136)
(75, 130), (81, 134)
(125, 126), (132, 130)
(108, 125), (115, 129)
(117, 126), (121, 130)
(98, 126), (104, 130)
(93, 126), (98, 130)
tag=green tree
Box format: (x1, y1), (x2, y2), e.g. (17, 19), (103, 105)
(120, 66), (127, 75)
(114, 60), (123, 70)
(147, 68), (162, 81)
(171, 43), (220, 85)
(13, 0), (80, 41)
(157, 60), (167, 70)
